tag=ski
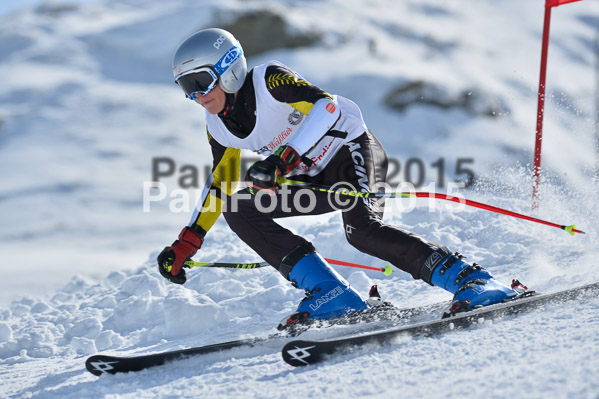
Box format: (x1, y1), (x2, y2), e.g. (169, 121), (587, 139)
(85, 333), (285, 376)
(85, 297), (451, 376)
(282, 281), (599, 367)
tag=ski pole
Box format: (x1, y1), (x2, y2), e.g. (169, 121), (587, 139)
(184, 258), (394, 275)
(184, 261), (268, 269)
(324, 258), (394, 276)
(279, 178), (585, 236)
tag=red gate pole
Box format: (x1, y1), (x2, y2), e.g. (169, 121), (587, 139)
(532, 3), (553, 210)
(532, 0), (584, 210)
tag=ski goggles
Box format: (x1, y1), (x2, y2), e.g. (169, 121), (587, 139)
(175, 66), (219, 100)
(175, 43), (244, 100)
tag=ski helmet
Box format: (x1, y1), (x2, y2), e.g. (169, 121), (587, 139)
(172, 28), (247, 98)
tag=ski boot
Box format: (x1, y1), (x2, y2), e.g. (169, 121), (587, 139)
(421, 251), (523, 317)
(277, 245), (369, 331)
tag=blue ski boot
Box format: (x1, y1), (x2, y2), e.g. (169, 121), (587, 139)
(421, 251), (520, 317)
(278, 245), (369, 330)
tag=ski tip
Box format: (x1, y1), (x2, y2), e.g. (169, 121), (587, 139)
(383, 264), (393, 276)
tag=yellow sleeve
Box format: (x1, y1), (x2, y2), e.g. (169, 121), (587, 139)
(189, 135), (241, 235)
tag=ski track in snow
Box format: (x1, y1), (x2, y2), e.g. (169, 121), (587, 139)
(0, 0), (598, 398)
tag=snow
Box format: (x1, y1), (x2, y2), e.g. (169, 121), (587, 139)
(0, 0), (598, 397)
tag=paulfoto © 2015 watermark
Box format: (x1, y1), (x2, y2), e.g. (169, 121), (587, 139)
(142, 156), (475, 213)
(149, 156), (476, 189)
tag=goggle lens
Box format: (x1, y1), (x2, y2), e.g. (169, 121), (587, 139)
(176, 67), (218, 99)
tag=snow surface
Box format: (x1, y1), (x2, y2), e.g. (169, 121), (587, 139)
(0, 0), (598, 397)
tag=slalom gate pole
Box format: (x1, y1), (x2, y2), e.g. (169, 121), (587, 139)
(184, 258), (394, 276)
(279, 178), (585, 236)
(532, 0), (585, 209)
(532, 1), (553, 210)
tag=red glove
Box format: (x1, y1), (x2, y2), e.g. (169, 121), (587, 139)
(157, 226), (204, 284)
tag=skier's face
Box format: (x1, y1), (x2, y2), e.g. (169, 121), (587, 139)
(194, 85), (226, 114)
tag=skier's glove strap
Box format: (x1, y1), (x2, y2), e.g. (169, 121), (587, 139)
(157, 226), (204, 284)
(246, 145), (301, 193)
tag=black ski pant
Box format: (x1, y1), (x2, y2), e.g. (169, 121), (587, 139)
(223, 130), (449, 281)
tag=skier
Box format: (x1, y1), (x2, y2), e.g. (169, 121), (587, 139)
(157, 28), (523, 326)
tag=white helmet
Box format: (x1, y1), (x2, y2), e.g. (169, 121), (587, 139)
(172, 28), (247, 97)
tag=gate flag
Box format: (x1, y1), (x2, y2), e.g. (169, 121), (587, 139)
(546, 0), (583, 7)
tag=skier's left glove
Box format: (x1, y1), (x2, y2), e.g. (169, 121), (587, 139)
(246, 145), (302, 193)
(157, 226), (204, 284)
